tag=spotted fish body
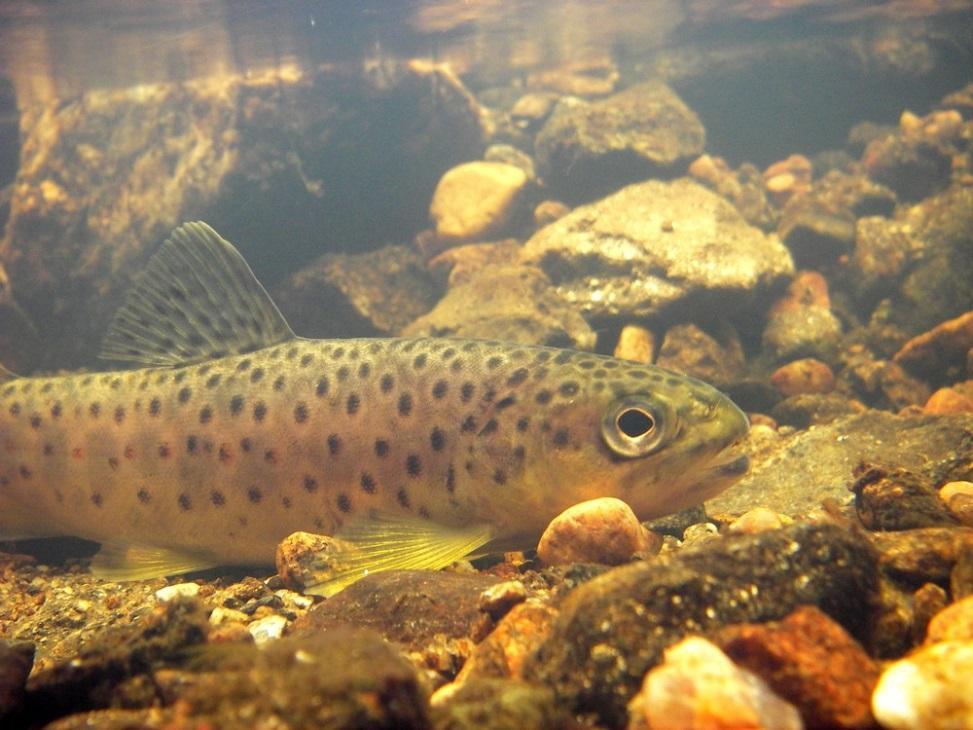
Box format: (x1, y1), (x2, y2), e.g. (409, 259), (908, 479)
(0, 223), (749, 590)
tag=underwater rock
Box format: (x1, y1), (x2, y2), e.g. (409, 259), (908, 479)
(275, 530), (352, 594)
(613, 324), (655, 364)
(536, 497), (656, 567)
(273, 244), (441, 339)
(526, 52), (619, 97)
(520, 178), (793, 323)
(926, 594), (973, 643)
(871, 527), (973, 586)
(924, 386), (973, 415)
(850, 464), (958, 531)
(655, 322), (745, 386)
(627, 636), (802, 730)
(524, 522), (878, 727)
(477, 581), (528, 622)
(402, 264), (596, 350)
(770, 392), (862, 429)
(777, 199), (855, 270)
(893, 310), (973, 383)
(716, 605), (879, 729)
(872, 640), (973, 730)
(762, 303), (843, 363)
(726, 507), (787, 534)
(688, 154), (777, 231)
(532, 199), (571, 228)
(290, 570), (503, 654)
(534, 81), (705, 202)
(763, 153), (812, 207)
(770, 357), (835, 396)
(429, 161), (530, 244)
(0, 640), (33, 724)
(708, 411), (973, 517)
(0, 61), (485, 371)
(509, 92), (559, 131)
(839, 346), (930, 411)
(431, 677), (568, 730)
(427, 239), (522, 286)
(941, 482), (973, 527)
(849, 216), (923, 301)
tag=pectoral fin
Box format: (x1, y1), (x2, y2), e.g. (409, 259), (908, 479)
(91, 542), (218, 582)
(303, 515), (494, 597)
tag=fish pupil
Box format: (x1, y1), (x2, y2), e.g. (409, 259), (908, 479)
(617, 408), (654, 438)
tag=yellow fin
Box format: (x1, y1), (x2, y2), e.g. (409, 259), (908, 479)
(304, 515), (494, 597)
(90, 542), (218, 582)
(100, 221), (295, 367)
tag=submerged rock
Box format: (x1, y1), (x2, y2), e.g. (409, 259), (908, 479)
(520, 178), (793, 324)
(429, 161), (530, 244)
(850, 464), (959, 531)
(893, 309), (973, 383)
(534, 81), (704, 201)
(524, 523), (878, 727)
(655, 322), (746, 386)
(0, 641), (33, 724)
(431, 677), (568, 730)
(536, 497), (656, 567)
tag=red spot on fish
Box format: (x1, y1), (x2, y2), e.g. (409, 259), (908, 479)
(159, 443), (171, 458)
(72, 446), (85, 460)
(124, 444), (136, 459)
(218, 443), (233, 464)
(107, 457), (119, 470)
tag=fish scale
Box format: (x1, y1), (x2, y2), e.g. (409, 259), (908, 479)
(0, 222), (750, 594)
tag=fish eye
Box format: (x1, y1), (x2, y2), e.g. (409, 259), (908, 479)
(601, 396), (671, 458)
(617, 407), (655, 438)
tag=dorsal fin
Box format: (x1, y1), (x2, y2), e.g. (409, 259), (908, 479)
(100, 222), (296, 367)
(0, 363), (18, 382)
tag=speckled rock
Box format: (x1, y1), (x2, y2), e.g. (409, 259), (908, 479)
(402, 264), (596, 349)
(0, 62), (485, 371)
(524, 523), (878, 727)
(763, 302), (842, 363)
(537, 498), (655, 567)
(870, 527), (973, 586)
(613, 325), (655, 364)
(851, 463), (959, 531)
(520, 178), (793, 323)
(763, 154), (812, 206)
(709, 412), (973, 517)
(770, 392), (863, 428)
(655, 322), (745, 386)
(770, 357), (835, 396)
(872, 640), (973, 730)
(273, 245), (441, 339)
(926, 594), (973, 642)
(839, 346), (931, 411)
(0, 640), (33, 724)
(534, 81), (704, 200)
(850, 216), (924, 300)
(431, 677), (569, 730)
(688, 154), (777, 231)
(290, 570), (504, 653)
(894, 310), (973, 381)
(430, 161), (530, 244)
(628, 636), (802, 730)
(716, 605), (880, 728)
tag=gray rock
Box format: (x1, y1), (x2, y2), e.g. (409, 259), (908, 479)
(524, 523), (878, 728)
(520, 178), (793, 324)
(402, 264), (596, 350)
(534, 81), (705, 201)
(655, 322), (746, 387)
(709, 412), (973, 517)
(273, 245), (442, 338)
(762, 304), (843, 362)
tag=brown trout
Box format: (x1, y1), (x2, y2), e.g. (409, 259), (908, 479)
(0, 222), (749, 594)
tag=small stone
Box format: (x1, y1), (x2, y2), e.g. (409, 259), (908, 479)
(454, 601), (557, 685)
(208, 622), (254, 646)
(537, 497), (652, 567)
(727, 507), (787, 534)
(926, 594), (973, 643)
(613, 324), (655, 364)
(941, 481), (973, 502)
(431, 677), (569, 730)
(208, 606), (250, 626)
(627, 636), (803, 730)
(656, 322), (745, 385)
(912, 583), (950, 644)
(681, 521), (721, 546)
(0, 641), (34, 722)
(483, 143), (536, 180)
(477, 581), (528, 621)
(532, 199), (570, 227)
(429, 161), (529, 244)
(872, 640), (973, 730)
(764, 275), (841, 362)
(510, 92), (558, 125)
(769, 270), (832, 314)
(248, 614), (287, 645)
(924, 387), (973, 414)
(770, 358), (836, 396)
(275, 530), (354, 594)
(870, 527), (973, 585)
(155, 582), (200, 603)
(763, 154), (812, 205)
(851, 464), (958, 531)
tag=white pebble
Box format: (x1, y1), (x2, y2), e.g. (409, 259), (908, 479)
(155, 582), (200, 602)
(248, 614), (288, 645)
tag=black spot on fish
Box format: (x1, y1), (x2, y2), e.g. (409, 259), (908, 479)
(174, 371), (188, 384)
(536, 390), (552, 405)
(450, 359), (463, 373)
(480, 419), (498, 436)
(264, 449), (277, 464)
(333, 347), (345, 358)
(91, 492), (103, 507)
(487, 356), (503, 370)
(137, 488), (151, 504)
(149, 398), (161, 417)
(462, 342), (477, 352)
(513, 445), (525, 461)
(219, 444), (232, 463)
(211, 490), (225, 507)
(237, 359), (251, 372)
(397, 488), (411, 508)
(43, 443), (53, 456)
(107, 456), (119, 470)
(593, 369), (607, 379)
(110, 378), (122, 390)
(327, 434), (341, 456)
(628, 370), (648, 380)
(247, 486), (262, 503)
(359, 363), (371, 378)
(553, 428), (570, 447)
(240, 437), (252, 452)
(430, 427), (446, 451)
(380, 374), (395, 393)
(442, 347), (456, 359)
(178, 493), (191, 511)
(41, 382), (53, 393)
(461, 415), (477, 433)
(19, 465), (31, 479)
(446, 465), (456, 492)
(230, 394), (244, 415)
(303, 475), (318, 493)
(361, 472), (376, 494)
(579, 360), (595, 370)
(178, 387), (192, 403)
(432, 380), (448, 399)
(398, 393), (413, 417)
(337, 494), (352, 513)
(375, 439), (389, 457)
(507, 368), (529, 386)
(287, 346), (299, 360)
(273, 376), (286, 391)
(413, 353), (427, 370)
(89, 402), (101, 418)
(113, 405), (125, 424)
(51, 402), (62, 419)
(666, 377), (681, 387)
(294, 402), (308, 423)
(495, 396), (516, 411)
(516, 416), (530, 432)
(159, 443), (171, 458)
(199, 406), (212, 424)
(461, 383), (475, 402)
(553, 351), (572, 365)
(337, 366), (350, 382)
(207, 373), (222, 388)
(300, 353), (313, 367)
(316, 377), (329, 397)
(187, 435), (198, 454)
(253, 401), (267, 422)
(493, 469), (507, 485)
(8, 403), (19, 416)
(347, 393), (360, 415)
(250, 367), (264, 383)
(82, 375), (94, 386)
(419, 506), (431, 520)
(406, 454), (422, 477)
(282, 496), (292, 509)
(29, 413), (41, 429)
(559, 381), (579, 397)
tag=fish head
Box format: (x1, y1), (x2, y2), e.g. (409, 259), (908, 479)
(524, 362), (750, 521)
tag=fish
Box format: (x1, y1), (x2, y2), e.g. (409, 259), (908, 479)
(0, 222), (749, 595)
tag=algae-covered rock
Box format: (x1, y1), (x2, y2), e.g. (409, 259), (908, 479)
(534, 81), (705, 201)
(432, 677), (568, 730)
(402, 264), (596, 349)
(524, 523), (878, 728)
(519, 178), (793, 324)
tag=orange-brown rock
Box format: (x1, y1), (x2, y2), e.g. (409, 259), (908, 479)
(769, 270), (831, 316)
(770, 358), (836, 396)
(926, 594), (973, 643)
(894, 310), (973, 375)
(613, 324), (655, 364)
(763, 154), (812, 205)
(537, 497), (655, 566)
(924, 387), (973, 414)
